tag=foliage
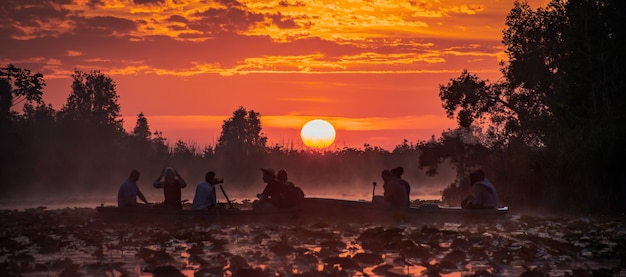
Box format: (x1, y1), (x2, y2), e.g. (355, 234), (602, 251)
(217, 106), (268, 156)
(431, 0), (626, 212)
(132, 112), (151, 140)
(60, 70), (122, 129)
(0, 64), (46, 124)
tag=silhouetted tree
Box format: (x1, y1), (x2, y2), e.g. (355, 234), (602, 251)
(152, 130), (169, 155)
(49, 70), (126, 190)
(0, 64), (45, 125)
(428, 0), (626, 211)
(133, 112), (151, 140)
(216, 106), (267, 157)
(60, 70), (122, 129)
(549, 0), (626, 211)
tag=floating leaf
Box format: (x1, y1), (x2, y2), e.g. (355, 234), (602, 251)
(323, 257), (362, 271)
(351, 252), (383, 265)
(152, 265), (185, 277)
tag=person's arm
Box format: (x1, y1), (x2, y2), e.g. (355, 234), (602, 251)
(209, 186), (217, 208)
(137, 189), (148, 204)
(153, 169), (165, 188)
(383, 183), (391, 202)
(471, 184), (483, 207)
(258, 183), (271, 199)
(175, 170), (187, 188)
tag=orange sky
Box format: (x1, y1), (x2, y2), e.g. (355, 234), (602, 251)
(1, 0), (550, 150)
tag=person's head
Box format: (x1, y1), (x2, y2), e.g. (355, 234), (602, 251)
(277, 169), (288, 182)
(469, 169), (485, 185)
(164, 167), (176, 184)
(261, 168), (275, 182)
(129, 169), (140, 182)
(205, 171), (216, 183)
(390, 166), (404, 177)
(381, 169), (392, 182)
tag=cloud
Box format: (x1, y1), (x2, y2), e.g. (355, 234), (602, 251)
(66, 50), (82, 57)
(262, 114), (453, 131)
(1, 0), (510, 81)
(278, 97), (335, 103)
(0, 0), (76, 40)
(133, 0), (166, 5)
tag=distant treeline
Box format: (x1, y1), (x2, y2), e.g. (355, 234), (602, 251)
(2, 0), (625, 213)
(0, 68), (448, 200)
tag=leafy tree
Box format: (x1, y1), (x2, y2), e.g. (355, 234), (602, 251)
(216, 106), (268, 157)
(431, 0), (626, 211)
(152, 130), (169, 154)
(0, 64), (45, 124)
(0, 65), (46, 193)
(417, 127), (489, 204)
(502, 1), (566, 93)
(133, 112), (151, 140)
(550, 0), (626, 211)
(60, 70), (122, 129)
(173, 140), (197, 159)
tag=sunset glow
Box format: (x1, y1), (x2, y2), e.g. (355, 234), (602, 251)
(1, 0), (551, 150)
(300, 119), (336, 149)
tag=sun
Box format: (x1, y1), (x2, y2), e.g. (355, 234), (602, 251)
(300, 119), (336, 149)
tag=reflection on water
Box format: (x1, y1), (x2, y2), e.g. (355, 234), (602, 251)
(1, 207), (625, 277)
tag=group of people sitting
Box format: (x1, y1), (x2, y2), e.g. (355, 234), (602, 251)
(117, 166), (305, 211)
(118, 165), (499, 211)
(117, 167), (191, 209)
(374, 166), (498, 210)
(252, 168), (305, 210)
(373, 166), (412, 208)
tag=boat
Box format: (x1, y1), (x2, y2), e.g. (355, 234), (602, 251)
(299, 197), (509, 223)
(96, 197), (508, 224)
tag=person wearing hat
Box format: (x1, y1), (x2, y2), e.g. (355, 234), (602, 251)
(153, 167), (187, 209)
(253, 168), (285, 210)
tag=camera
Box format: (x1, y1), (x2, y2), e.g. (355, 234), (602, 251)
(214, 178), (224, 184)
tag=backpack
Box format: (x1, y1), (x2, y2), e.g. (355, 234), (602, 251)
(284, 182), (305, 207)
(292, 185), (305, 199)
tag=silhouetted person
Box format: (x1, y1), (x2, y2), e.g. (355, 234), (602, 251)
(461, 169), (498, 209)
(153, 167), (187, 209)
(117, 169), (149, 207)
(373, 169), (409, 208)
(192, 171), (221, 210)
(391, 166), (411, 207)
(253, 168), (284, 210)
(276, 169), (305, 208)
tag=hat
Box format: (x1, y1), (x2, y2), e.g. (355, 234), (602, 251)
(261, 168), (275, 176)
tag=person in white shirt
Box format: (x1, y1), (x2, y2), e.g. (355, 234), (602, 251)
(461, 169), (498, 209)
(192, 171), (222, 210)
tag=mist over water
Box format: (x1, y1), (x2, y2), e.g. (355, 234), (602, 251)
(0, 178), (449, 210)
